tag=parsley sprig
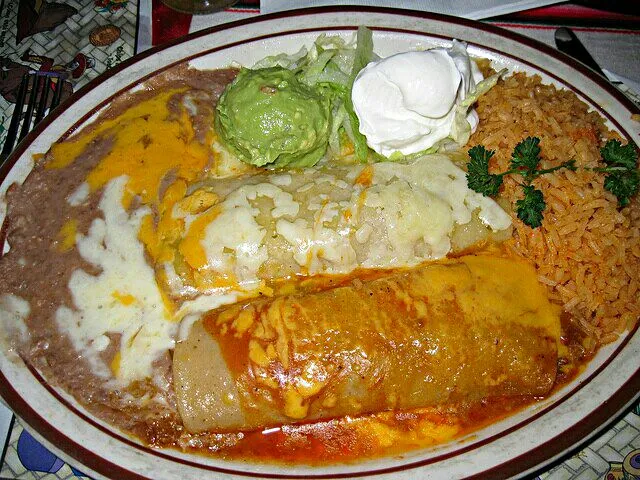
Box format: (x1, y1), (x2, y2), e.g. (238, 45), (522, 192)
(466, 145), (503, 196)
(592, 139), (639, 207)
(515, 185), (546, 228)
(466, 137), (640, 229)
(466, 137), (576, 228)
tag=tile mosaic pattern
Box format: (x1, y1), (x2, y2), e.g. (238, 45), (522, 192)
(0, 418), (89, 479)
(537, 405), (640, 479)
(0, 0), (138, 152)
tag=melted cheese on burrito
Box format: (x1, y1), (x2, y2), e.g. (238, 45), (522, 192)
(149, 153), (511, 304)
(174, 255), (561, 433)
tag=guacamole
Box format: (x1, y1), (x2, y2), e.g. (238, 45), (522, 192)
(215, 67), (331, 168)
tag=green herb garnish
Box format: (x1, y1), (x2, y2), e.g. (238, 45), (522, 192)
(515, 185), (546, 229)
(466, 145), (503, 196)
(510, 136), (543, 178)
(466, 136), (576, 228)
(593, 139), (639, 207)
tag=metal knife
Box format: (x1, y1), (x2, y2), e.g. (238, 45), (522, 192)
(554, 26), (640, 107)
(554, 27), (606, 78)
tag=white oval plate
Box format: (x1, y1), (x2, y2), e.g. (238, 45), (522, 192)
(1, 7), (639, 480)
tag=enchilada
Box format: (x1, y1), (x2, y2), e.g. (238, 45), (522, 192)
(174, 255), (561, 433)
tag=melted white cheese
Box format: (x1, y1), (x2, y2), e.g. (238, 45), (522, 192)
(361, 180), (453, 265)
(372, 154), (510, 230)
(0, 294), (30, 344)
(178, 292), (239, 320)
(67, 182), (90, 206)
(189, 154), (510, 284)
(56, 177), (176, 385)
(276, 217), (357, 274)
(199, 182), (299, 287)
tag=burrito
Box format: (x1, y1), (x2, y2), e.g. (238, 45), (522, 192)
(174, 255), (561, 433)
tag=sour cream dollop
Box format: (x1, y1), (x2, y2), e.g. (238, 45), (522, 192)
(352, 40), (483, 157)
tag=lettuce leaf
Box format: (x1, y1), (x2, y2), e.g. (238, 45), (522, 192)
(450, 68), (506, 146)
(252, 46), (309, 70)
(344, 26), (374, 162)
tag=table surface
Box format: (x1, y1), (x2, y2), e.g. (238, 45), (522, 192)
(0, 1), (639, 479)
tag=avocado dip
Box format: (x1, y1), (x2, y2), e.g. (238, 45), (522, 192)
(215, 67), (331, 168)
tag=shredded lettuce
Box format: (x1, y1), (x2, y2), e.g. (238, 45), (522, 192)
(345, 26), (374, 162)
(328, 101), (348, 154)
(252, 46), (308, 70)
(253, 27), (375, 162)
(460, 68), (506, 109)
(450, 68), (506, 146)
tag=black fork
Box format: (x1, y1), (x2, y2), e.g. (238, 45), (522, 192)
(1, 71), (65, 162)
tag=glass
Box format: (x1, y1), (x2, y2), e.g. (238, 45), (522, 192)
(160, 0), (238, 14)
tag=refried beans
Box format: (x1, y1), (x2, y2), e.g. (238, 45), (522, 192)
(0, 65), (238, 445)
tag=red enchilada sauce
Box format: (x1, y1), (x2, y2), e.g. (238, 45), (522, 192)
(176, 379), (586, 464)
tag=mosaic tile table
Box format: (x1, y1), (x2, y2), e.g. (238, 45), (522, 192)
(0, 0), (137, 152)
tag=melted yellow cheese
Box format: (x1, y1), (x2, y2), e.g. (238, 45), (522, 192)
(210, 254), (560, 422)
(112, 291), (136, 306)
(180, 206), (222, 270)
(179, 189), (219, 214)
(47, 89), (210, 208)
(138, 179), (187, 264)
(110, 351), (121, 376)
(56, 219), (78, 252)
